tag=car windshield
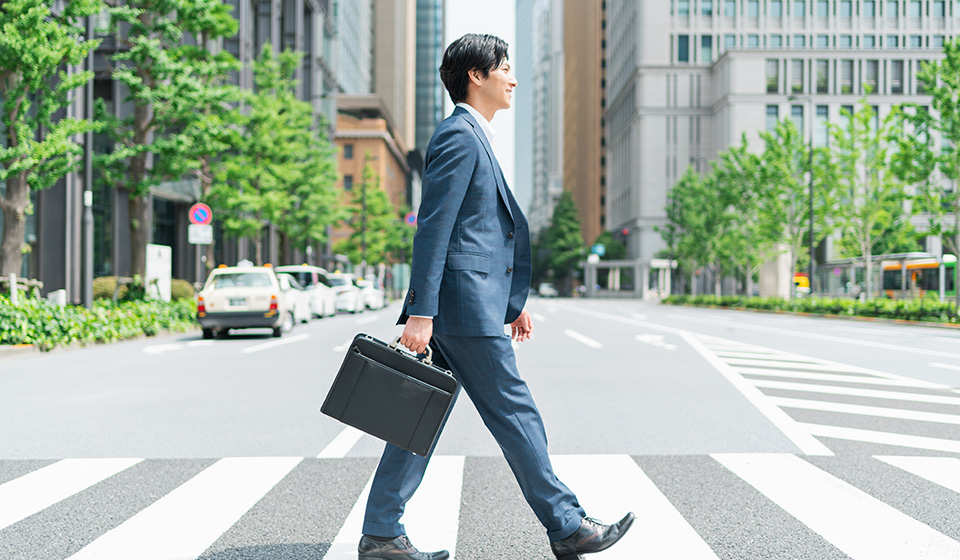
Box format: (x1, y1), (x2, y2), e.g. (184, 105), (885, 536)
(210, 272), (273, 288)
(327, 277), (353, 287)
(280, 271), (315, 287)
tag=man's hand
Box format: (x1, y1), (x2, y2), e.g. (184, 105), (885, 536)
(400, 316), (434, 354)
(510, 310), (534, 342)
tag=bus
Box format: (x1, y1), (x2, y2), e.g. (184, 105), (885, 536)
(881, 256), (957, 299)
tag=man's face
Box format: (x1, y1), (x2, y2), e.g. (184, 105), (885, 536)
(475, 59), (517, 112)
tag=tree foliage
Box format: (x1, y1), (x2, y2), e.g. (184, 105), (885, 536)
(0, 0), (104, 276)
(334, 157), (410, 267)
(534, 191), (584, 294)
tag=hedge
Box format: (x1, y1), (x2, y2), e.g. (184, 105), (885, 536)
(662, 294), (960, 324)
(0, 295), (198, 351)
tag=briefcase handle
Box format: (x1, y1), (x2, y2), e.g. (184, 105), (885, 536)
(388, 336), (434, 366)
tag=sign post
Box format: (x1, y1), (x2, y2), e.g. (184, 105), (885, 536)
(188, 203), (213, 284)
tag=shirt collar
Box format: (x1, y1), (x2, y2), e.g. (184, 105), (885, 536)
(456, 102), (496, 143)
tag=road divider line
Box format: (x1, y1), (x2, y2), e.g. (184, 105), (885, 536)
(799, 423), (960, 454)
(356, 316), (379, 325)
(876, 456), (960, 494)
(552, 455), (718, 559)
(682, 333), (834, 456)
(333, 338), (353, 352)
(317, 426), (365, 459)
(770, 396), (960, 425)
(532, 312), (547, 322)
(713, 453), (960, 559)
(751, 379), (960, 406)
(739, 368), (948, 389)
(0, 458), (144, 531)
(66, 457), (303, 560)
(930, 362), (960, 372)
(241, 333), (310, 354)
(564, 330), (603, 349)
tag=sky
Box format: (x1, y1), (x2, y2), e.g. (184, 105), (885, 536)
(444, 0), (517, 189)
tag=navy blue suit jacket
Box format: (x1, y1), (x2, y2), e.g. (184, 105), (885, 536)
(399, 106), (531, 337)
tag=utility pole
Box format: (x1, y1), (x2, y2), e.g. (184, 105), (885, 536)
(81, 15), (95, 308)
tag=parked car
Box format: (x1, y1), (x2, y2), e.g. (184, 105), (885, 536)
(538, 282), (558, 297)
(356, 278), (386, 310)
(275, 265), (337, 318)
(276, 273), (313, 325)
(327, 272), (365, 313)
(196, 264), (294, 339)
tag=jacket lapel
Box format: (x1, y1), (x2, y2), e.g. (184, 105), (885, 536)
(454, 107), (515, 222)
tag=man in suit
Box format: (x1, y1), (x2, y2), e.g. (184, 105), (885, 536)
(357, 34), (634, 560)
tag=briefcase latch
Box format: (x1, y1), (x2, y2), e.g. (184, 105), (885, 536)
(388, 336), (434, 366)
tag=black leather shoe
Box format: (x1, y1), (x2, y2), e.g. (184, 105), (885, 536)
(357, 534), (450, 560)
(549, 513), (636, 560)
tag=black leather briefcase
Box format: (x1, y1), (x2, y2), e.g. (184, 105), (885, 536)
(321, 334), (458, 457)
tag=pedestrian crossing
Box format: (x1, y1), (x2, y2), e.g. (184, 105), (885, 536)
(690, 334), (960, 456)
(3, 453), (960, 559)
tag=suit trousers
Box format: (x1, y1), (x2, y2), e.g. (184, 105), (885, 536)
(361, 332), (586, 542)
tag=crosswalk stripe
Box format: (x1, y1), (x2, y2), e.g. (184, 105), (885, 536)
(713, 453), (960, 559)
(740, 368), (947, 388)
(66, 457), (302, 560)
(564, 329), (603, 349)
(799, 423), (960, 454)
(771, 396), (960, 425)
(317, 426), (365, 458)
(728, 360), (876, 372)
(324, 456), (464, 559)
(551, 455), (719, 559)
(876, 456), (960, 494)
(0, 458), (143, 531)
(752, 379), (960, 405)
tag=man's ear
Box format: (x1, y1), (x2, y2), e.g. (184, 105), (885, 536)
(467, 68), (484, 87)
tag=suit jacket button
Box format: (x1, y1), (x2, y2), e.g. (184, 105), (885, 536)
(506, 267), (513, 274)
(507, 232), (514, 239)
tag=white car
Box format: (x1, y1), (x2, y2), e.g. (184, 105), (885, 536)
(196, 264), (294, 338)
(275, 265), (337, 318)
(276, 273), (313, 325)
(356, 279), (385, 310)
(327, 272), (365, 313)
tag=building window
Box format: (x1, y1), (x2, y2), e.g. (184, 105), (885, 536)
(794, 35), (806, 47)
(816, 59), (829, 92)
(817, 34), (830, 47)
(792, 105), (804, 137)
(841, 59), (854, 93)
(887, 0), (899, 19)
(702, 0), (713, 16)
(748, 0), (759, 17)
(794, 0), (806, 17)
(678, 0), (690, 16)
(771, 35), (783, 48)
(864, 35), (877, 48)
(934, 1), (946, 18)
(701, 35), (713, 62)
(886, 35), (899, 48)
(678, 35), (689, 62)
(909, 1), (921, 18)
(840, 0), (852, 17)
(817, 0), (829, 17)
(748, 34), (760, 47)
(725, 34), (737, 50)
(891, 60), (904, 93)
(791, 59), (804, 93)
(344, 143), (354, 159)
(771, 0), (783, 17)
(840, 35), (853, 48)
(815, 105), (829, 147)
(725, 0), (737, 17)
(865, 59), (879, 93)
(767, 105), (780, 131)
(864, 0), (877, 17)
(910, 35), (923, 48)
(933, 35), (945, 48)
(767, 59), (780, 92)
(343, 174), (354, 190)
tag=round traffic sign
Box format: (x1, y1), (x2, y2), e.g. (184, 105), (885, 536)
(404, 211), (417, 226)
(189, 203), (212, 225)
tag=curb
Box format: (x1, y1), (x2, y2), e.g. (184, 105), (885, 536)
(664, 303), (960, 330)
(0, 344), (38, 359)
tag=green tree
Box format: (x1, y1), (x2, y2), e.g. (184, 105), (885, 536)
(210, 45), (303, 265)
(539, 190), (584, 295)
(828, 98), (914, 296)
(591, 231), (626, 261)
(0, 0), (104, 276)
(334, 157), (408, 267)
(889, 38), (960, 305)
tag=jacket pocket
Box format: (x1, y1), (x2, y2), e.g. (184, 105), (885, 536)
(446, 252), (491, 273)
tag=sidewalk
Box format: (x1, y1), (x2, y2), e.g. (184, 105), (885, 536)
(0, 344), (37, 359)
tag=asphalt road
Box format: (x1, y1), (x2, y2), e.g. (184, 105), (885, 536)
(2, 297), (960, 559)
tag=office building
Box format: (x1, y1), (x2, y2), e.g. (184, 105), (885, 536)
(415, 0), (446, 153)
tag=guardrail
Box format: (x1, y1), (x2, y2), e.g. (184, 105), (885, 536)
(0, 274), (43, 305)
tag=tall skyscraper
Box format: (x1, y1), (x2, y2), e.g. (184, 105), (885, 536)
(415, 0), (445, 154)
(336, 0), (374, 95)
(514, 0), (535, 215)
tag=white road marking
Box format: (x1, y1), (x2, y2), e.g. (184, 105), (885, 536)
(552, 454), (718, 559)
(800, 423), (960, 454)
(876, 456), (960, 494)
(635, 334), (677, 350)
(317, 426), (365, 459)
(714, 453), (960, 559)
(241, 333), (310, 354)
(333, 338), (353, 352)
(739, 368), (949, 389)
(0, 458), (144, 531)
(770, 397), (960, 425)
(751, 379), (960, 406)
(682, 333), (834, 456)
(532, 312), (547, 322)
(67, 457), (302, 560)
(726, 360), (882, 373)
(930, 362), (960, 372)
(356, 316), (379, 325)
(324, 471), (376, 560)
(716, 351), (803, 360)
(564, 329), (603, 349)
(143, 343), (184, 355)
(632, 313), (647, 320)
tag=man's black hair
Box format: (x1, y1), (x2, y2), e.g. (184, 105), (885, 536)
(439, 33), (509, 105)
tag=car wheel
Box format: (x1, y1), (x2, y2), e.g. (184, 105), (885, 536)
(282, 312), (295, 333)
(216, 329), (231, 339)
(202, 328), (214, 340)
(272, 326), (282, 338)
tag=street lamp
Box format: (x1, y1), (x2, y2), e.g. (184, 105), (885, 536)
(788, 94), (816, 296)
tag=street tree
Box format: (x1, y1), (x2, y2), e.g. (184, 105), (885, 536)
(591, 231), (627, 261)
(0, 0), (104, 276)
(828, 99), (915, 297)
(539, 190), (584, 295)
(334, 158), (407, 268)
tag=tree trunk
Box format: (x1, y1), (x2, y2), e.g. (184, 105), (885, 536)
(0, 171), (29, 277)
(279, 232), (291, 265)
(254, 238), (263, 266)
(128, 194), (150, 278)
(200, 156), (216, 274)
(714, 263), (722, 297)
